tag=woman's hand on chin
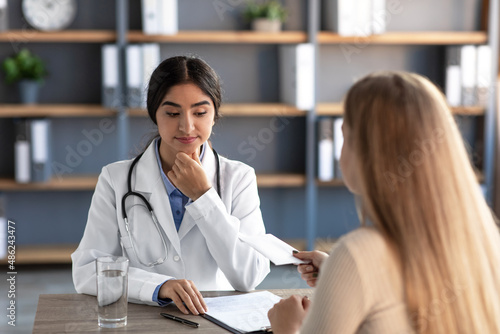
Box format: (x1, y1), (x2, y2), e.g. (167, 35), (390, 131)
(167, 152), (211, 200)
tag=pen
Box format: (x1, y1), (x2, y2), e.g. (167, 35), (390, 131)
(160, 313), (200, 328)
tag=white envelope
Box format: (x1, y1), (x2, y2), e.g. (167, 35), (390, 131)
(239, 233), (307, 266)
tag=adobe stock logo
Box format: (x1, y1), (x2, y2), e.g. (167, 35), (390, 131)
(51, 119), (116, 180)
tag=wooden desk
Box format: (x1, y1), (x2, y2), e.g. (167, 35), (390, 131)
(33, 289), (313, 333)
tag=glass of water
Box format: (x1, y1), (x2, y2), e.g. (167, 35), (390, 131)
(96, 256), (129, 328)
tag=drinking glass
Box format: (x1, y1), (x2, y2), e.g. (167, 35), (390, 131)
(96, 256), (129, 328)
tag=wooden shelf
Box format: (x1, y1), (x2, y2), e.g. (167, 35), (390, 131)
(315, 103), (485, 116)
(317, 179), (345, 187)
(220, 103), (306, 116)
(319, 31), (488, 45)
(0, 244), (77, 264)
(0, 30), (483, 45)
(0, 176), (98, 191)
(450, 106), (486, 116)
(128, 103), (306, 117)
(0, 104), (116, 118)
(128, 30), (307, 44)
(317, 103), (344, 116)
(0, 104), (481, 118)
(256, 174), (306, 187)
(0, 30), (116, 43)
(0, 174), (305, 190)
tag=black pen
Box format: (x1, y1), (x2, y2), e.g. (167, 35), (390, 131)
(160, 313), (200, 328)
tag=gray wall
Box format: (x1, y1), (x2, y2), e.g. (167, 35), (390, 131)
(0, 0), (484, 245)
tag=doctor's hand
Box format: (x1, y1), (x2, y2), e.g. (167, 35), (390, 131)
(294, 251), (329, 287)
(268, 295), (311, 334)
(159, 279), (208, 315)
(167, 152), (211, 201)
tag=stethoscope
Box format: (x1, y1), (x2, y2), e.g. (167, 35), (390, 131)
(121, 147), (221, 267)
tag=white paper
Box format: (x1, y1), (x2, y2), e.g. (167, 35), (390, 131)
(239, 233), (306, 266)
(204, 291), (281, 332)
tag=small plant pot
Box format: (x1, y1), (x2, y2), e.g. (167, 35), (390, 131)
(18, 80), (41, 104)
(251, 18), (282, 32)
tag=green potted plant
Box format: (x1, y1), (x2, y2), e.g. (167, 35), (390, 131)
(2, 48), (48, 104)
(243, 1), (288, 32)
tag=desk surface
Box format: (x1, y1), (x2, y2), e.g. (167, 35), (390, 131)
(33, 289), (313, 333)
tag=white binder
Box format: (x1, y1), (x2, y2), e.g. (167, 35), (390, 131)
(445, 46), (462, 107)
(334, 117), (344, 179)
(371, 0), (386, 34)
(318, 117), (334, 181)
(159, 0), (178, 35)
(279, 43), (315, 110)
(0, 0), (8, 31)
(460, 45), (477, 106)
(14, 119), (31, 184)
(142, 0), (178, 35)
(101, 44), (119, 108)
(476, 45), (491, 107)
(30, 119), (51, 183)
(141, 43), (161, 109)
(324, 0), (357, 36)
(126, 45), (144, 108)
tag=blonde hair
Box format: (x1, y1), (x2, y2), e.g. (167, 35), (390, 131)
(343, 71), (500, 333)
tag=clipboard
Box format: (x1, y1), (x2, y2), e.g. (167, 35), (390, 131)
(201, 313), (272, 333)
(201, 291), (280, 333)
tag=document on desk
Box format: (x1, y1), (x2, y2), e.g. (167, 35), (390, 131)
(239, 233), (307, 265)
(203, 291), (281, 333)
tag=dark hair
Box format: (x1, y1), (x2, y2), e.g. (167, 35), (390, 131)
(146, 56), (222, 124)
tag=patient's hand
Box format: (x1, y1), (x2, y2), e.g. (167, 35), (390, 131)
(294, 251), (329, 287)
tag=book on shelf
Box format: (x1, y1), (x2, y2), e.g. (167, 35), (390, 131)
(279, 43), (315, 110)
(14, 119), (31, 184)
(318, 117), (334, 181)
(30, 119), (51, 183)
(101, 44), (120, 108)
(141, 0), (178, 35)
(0, 0), (8, 32)
(324, 0), (386, 36)
(126, 44), (144, 108)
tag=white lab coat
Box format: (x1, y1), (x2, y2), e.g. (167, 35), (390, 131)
(71, 141), (270, 305)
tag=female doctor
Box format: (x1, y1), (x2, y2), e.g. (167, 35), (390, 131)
(72, 56), (270, 315)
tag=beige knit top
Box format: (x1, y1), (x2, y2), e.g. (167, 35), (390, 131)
(300, 227), (415, 334)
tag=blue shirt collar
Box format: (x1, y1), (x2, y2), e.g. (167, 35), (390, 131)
(154, 138), (206, 196)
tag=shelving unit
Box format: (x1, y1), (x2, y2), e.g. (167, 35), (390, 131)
(128, 30), (307, 44)
(0, 104), (115, 117)
(315, 103), (485, 116)
(0, 30), (116, 43)
(128, 103), (306, 117)
(0, 0), (496, 263)
(318, 31), (488, 44)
